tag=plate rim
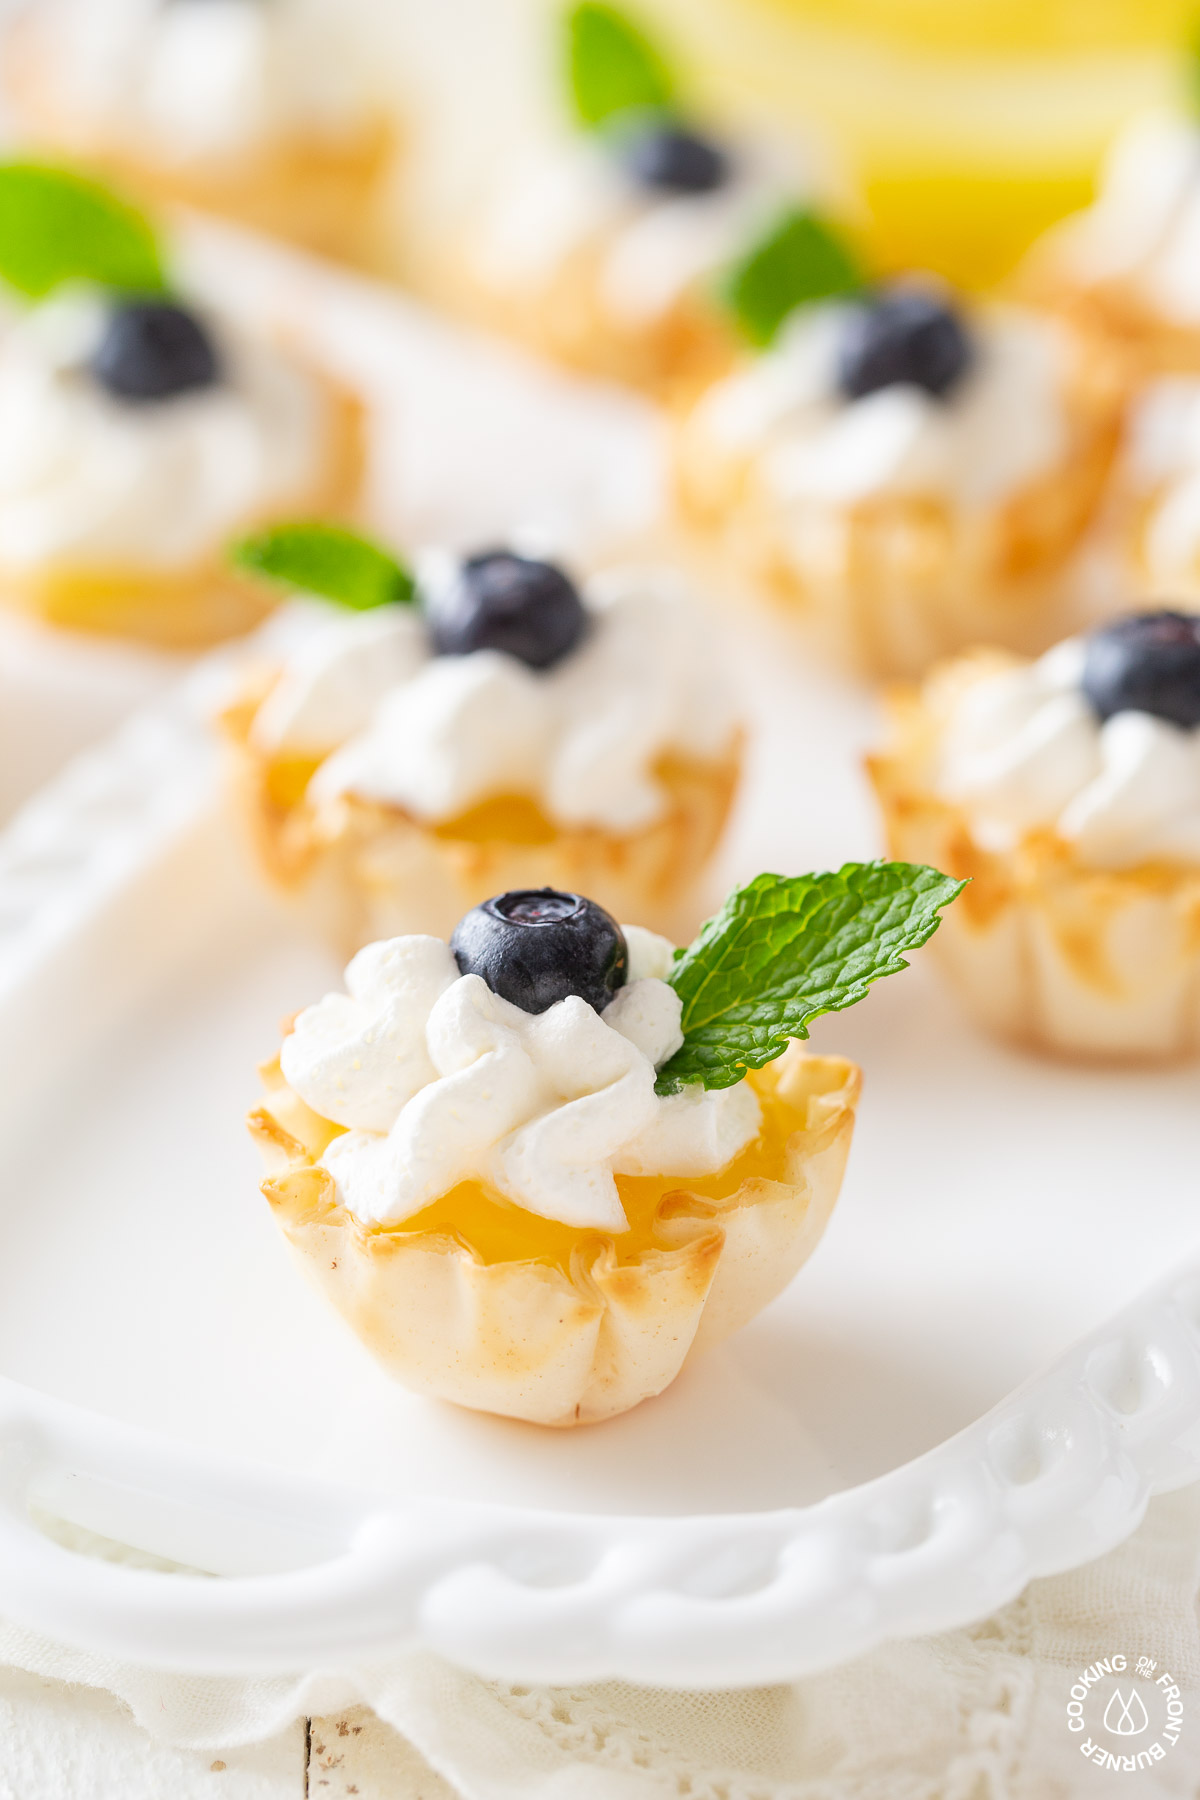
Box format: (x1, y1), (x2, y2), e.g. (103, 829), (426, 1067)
(2, 1260), (1198, 1686)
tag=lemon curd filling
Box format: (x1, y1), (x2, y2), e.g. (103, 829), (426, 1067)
(262, 752), (715, 844)
(264, 747), (561, 843)
(362, 1061), (800, 1274)
(265, 753), (322, 811)
(431, 793), (557, 846)
(4, 558), (278, 649)
(263, 760), (563, 843)
(265, 1054), (807, 1274)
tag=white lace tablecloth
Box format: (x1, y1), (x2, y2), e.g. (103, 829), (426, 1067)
(1, 1483), (1197, 1799)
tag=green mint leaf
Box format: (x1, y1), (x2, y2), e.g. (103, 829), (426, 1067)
(232, 523), (414, 612)
(0, 162), (166, 300)
(719, 206), (862, 348)
(656, 862), (965, 1094)
(566, 2), (674, 129)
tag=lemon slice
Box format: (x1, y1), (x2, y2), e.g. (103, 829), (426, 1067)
(640, 0), (1192, 284)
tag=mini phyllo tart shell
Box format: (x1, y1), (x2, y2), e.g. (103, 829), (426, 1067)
(96, 124), (393, 271)
(223, 688), (742, 953)
(869, 654), (1200, 1061)
(1043, 285), (1200, 387)
(248, 1040), (859, 1427)
(448, 229), (739, 401)
(675, 323), (1125, 679)
(1022, 228), (1200, 390)
(1105, 385), (1200, 609)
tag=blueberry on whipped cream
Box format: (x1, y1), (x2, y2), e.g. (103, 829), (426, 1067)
(271, 862), (956, 1238)
(0, 285), (332, 575)
(616, 121), (730, 195)
(425, 550), (588, 670)
(1082, 610), (1200, 729)
(280, 910), (759, 1232)
(451, 888), (628, 1015)
(938, 609), (1200, 867)
(89, 297), (221, 403)
(247, 546), (738, 835)
(691, 287), (1066, 516)
(837, 284), (974, 402)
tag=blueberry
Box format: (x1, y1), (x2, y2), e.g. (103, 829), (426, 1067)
(451, 889), (627, 1016)
(837, 285), (973, 402)
(426, 552), (587, 671)
(617, 122), (729, 195)
(1081, 610), (1200, 729)
(90, 299), (221, 403)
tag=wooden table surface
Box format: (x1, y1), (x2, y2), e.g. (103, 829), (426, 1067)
(0, 1668), (457, 1800)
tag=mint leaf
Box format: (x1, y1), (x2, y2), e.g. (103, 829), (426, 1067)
(566, 2), (674, 129)
(719, 206), (862, 348)
(232, 523), (414, 611)
(656, 862), (965, 1094)
(0, 162), (165, 299)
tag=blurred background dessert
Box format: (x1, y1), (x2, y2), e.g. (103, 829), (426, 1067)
(0, 161), (364, 647)
(425, 2), (856, 397)
(674, 277), (1126, 674)
(4, 0), (396, 262)
(223, 527), (743, 949)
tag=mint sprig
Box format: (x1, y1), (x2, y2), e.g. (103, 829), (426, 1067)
(719, 206), (862, 349)
(0, 162), (166, 300)
(566, 2), (675, 130)
(232, 523), (414, 612)
(656, 862), (965, 1094)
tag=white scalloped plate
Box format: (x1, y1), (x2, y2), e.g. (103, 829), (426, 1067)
(0, 612), (183, 829)
(0, 621), (1196, 1690)
(0, 220), (1196, 1687)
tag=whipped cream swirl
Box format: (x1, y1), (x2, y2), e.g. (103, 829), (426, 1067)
(253, 564), (739, 834)
(0, 288), (333, 571)
(31, 0), (372, 163)
(937, 638), (1200, 868)
(692, 298), (1070, 510)
(280, 927), (762, 1232)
